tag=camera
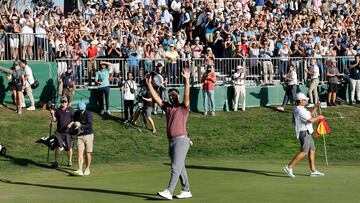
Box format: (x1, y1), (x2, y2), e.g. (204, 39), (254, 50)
(0, 144), (6, 156)
(46, 101), (56, 110)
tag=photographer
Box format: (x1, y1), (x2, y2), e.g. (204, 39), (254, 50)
(201, 65), (216, 116)
(73, 102), (93, 176)
(96, 60), (112, 115)
(153, 63), (168, 115)
(50, 96), (74, 168)
(122, 71), (137, 123)
(130, 83), (156, 133)
(2, 61), (25, 114)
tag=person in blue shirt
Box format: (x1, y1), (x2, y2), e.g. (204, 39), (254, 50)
(96, 60), (112, 115)
(73, 102), (94, 176)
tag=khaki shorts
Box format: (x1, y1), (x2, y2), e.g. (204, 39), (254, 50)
(77, 134), (94, 153)
(21, 34), (34, 47)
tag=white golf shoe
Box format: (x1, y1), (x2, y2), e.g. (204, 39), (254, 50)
(73, 169), (84, 176)
(84, 168), (91, 176)
(310, 170), (325, 177)
(283, 166), (295, 178)
(157, 189), (172, 200)
(176, 191), (192, 199)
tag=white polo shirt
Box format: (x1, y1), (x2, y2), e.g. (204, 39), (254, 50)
(293, 106), (313, 139)
(233, 72), (245, 85)
(24, 65), (34, 88)
(287, 70), (298, 86)
(123, 80), (137, 101)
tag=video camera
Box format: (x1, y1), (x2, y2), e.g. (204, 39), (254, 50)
(46, 101), (56, 111)
(0, 144), (7, 156)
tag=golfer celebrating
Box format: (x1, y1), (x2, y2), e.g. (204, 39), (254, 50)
(146, 68), (192, 200)
(283, 92), (325, 178)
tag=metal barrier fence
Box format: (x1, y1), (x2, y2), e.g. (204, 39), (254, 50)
(3, 33), (49, 61)
(55, 56), (354, 88)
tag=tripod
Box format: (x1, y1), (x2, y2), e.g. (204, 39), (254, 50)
(130, 101), (148, 130)
(47, 111), (54, 162)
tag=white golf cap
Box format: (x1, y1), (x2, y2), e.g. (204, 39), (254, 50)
(296, 92), (309, 101)
(236, 65), (244, 69)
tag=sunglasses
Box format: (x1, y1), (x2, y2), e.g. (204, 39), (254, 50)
(61, 101), (68, 103)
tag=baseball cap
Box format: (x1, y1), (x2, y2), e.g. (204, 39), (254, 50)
(77, 102), (86, 110)
(296, 93), (309, 101)
(236, 65), (244, 70)
(60, 96), (68, 102)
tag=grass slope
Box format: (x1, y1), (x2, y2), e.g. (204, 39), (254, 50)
(0, 105), (360, 166)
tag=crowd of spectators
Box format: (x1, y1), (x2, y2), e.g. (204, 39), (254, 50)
(0, 0), (360, 84)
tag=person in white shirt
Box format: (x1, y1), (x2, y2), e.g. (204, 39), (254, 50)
(283, 92), (325, 178)
(20, 59), (35, 110)
(277, 64), (298, 112)
(233, 66), (246, 112)
(34, 13), (48, 60)
(305, 59), (320, 107)
(122, 72), (137, 123)
(19, 10), (34, 60)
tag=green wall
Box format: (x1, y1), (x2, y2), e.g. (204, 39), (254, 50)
(0, 62), (349, 112)
(0, 61), (57, 107)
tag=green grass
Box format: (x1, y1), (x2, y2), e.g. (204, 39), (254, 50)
(0, 105), (360, 202)
(0, 160), (360, 203)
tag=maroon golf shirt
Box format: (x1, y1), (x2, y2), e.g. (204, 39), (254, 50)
(162, 102), (189, 139)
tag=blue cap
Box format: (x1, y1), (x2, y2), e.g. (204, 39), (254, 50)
(78, 102), (86, 110)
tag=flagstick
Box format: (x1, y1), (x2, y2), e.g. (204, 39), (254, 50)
(323, 135), (329, 166)
(318, 104), (329, 166)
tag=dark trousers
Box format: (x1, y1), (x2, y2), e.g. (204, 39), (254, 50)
(98, 86), (110, 111)
(124, 99), (134, 120)
(282, 85), (297, 106)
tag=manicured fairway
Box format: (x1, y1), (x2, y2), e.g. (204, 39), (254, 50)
(0, 159), (359, 203)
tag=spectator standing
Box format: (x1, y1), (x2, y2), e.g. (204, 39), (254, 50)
(73, 102), (94, 176)
(59, 66), (76, 107)
(122, 71), (137, 123)
(50, 96), (74, 168)
(348, 55), (360, 104)
(233, 65), (246, 112)
(96, 61), (112, 115)
(56, 43), (67, 82)
(86, 40), (98, 86)
(304, 58), (320, 107)
(277, 64), (298, 112)
(164, 44), (179, 84)
(34, 13), (48, 60)
(201, 65), (216, 116)
(70, 43), (84, 85)
(106, 40), (122, 84)
(19, 10), (34, 60)
(9, 16), (21, 60)
(326, 58), (341, 106)
(20, 59), (35, 110)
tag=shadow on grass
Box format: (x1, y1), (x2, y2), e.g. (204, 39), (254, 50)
(4, 155), (74, 176)
(183, 164), (294, 178)
(0, 179), (163, 201)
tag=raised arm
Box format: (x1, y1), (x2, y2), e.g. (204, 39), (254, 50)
(182, 68), (190, 107)
(146, 75), (163, 107)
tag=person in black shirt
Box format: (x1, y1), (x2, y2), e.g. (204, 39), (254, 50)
(73, 102), (94, 176)
(349, 55), (360, 104)
(50, 96), (74, 168)
(59, 66), (76, 106)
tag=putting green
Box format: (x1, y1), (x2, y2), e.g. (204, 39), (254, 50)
(0, 159), (359, 203)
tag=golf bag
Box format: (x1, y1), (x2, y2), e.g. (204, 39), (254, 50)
(0, 144), (6, 156)
(36, 135), (56, 151)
